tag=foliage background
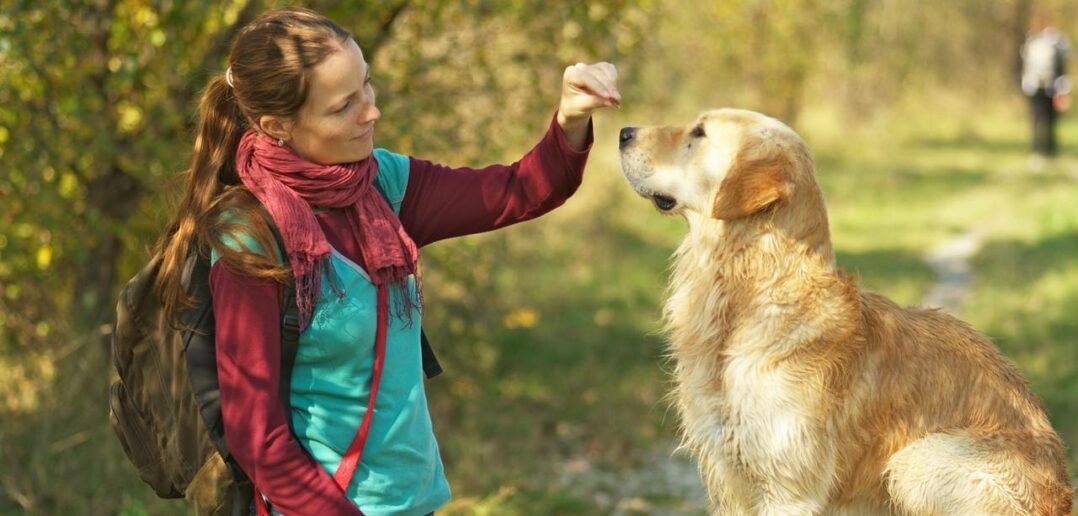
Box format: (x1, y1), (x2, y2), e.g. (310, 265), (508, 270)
(1, 0), (1076, 513)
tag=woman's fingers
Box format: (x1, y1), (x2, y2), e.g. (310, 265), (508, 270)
(572, 65), (620, 105)
(592, 63), (621, 105)
(559, 61), (621, 121)
(578, 70), (613, 100)
(595, 62), (619, 90)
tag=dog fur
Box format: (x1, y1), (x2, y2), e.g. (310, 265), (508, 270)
(618, 109), (1073, 515)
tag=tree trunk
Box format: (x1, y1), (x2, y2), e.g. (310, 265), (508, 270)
(75, 166), (144, 337)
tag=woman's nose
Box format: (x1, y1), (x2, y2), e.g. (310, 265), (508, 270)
(363, 104), (381, 124)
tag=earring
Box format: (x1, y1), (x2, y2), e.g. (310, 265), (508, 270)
(277, 137), (284, 146)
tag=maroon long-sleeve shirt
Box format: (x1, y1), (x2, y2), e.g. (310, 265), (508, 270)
(209, 114), (592, 515)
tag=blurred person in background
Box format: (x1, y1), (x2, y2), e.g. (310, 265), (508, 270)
(1020, 11), (1070, 160)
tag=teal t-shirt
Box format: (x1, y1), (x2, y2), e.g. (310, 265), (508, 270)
(212, 149), (450, 516)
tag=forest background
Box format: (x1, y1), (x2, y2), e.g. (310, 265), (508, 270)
(2, 0), (1077, 513)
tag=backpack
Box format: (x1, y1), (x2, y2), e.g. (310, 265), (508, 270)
(109, 210), (441, 515)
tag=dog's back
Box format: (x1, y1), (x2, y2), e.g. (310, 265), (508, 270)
(842, 292), (1073, 514)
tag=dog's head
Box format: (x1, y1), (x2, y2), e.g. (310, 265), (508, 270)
(619, 108), (821, 219)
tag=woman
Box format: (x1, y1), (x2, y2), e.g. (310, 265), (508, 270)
(153, 7), (618, 516)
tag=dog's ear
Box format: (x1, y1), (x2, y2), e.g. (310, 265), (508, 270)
(711, 154), (794, 220)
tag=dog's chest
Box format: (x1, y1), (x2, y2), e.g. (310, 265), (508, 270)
(678, 351), (829, 482)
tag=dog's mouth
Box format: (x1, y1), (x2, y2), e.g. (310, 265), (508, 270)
(625, 176), (678, 212)
(632, 185), (678, 212)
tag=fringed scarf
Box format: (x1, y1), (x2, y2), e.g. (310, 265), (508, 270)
(234, 130), (419, 331)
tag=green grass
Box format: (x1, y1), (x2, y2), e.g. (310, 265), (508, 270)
(2, 104), (1076, 514)
(962, 167), (1078, 477)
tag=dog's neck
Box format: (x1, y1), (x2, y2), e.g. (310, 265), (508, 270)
(664, 211), (853, 362)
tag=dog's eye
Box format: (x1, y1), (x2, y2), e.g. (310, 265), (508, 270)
(690, 124), (706, 138)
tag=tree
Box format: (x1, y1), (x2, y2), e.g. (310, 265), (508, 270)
(0, 0), (647, 350)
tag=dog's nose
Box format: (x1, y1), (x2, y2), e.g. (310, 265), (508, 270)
(619, 127), (637, 149)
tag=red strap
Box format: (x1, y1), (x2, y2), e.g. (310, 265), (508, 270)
(255, 284), (389, 515)
(333, 283), (389, 488)
(254, 490), (269, 516)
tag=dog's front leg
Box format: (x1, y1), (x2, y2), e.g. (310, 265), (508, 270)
(754, 476), (832, 516)
(757, 499), (826, 516)
(749, 418), (837, 516)
(694, 447), (755, 514)
(749, 467), (834, 515)
(702, 431), (836, 515)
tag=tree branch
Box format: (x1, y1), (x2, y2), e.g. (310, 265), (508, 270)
(173, 0), (264, 119)
(365, 1), (411, 60)
(20, 61), (85, 173)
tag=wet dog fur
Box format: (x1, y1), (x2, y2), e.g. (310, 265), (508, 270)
(618, 109), (1073, 515)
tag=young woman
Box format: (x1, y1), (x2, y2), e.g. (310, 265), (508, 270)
(153, 7), (618, 516)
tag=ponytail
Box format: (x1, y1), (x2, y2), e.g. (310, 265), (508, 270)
(154, 8), (353, 319)
(154, 75), (288, 319)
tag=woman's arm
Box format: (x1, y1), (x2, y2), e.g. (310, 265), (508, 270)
(398, 62), (618, 247)
(210, 263), (362, 516)
(399, 112), (592, 247)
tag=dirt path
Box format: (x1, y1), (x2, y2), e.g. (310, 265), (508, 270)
(557, 439), (708, 515)
(922, 228), (985, 314)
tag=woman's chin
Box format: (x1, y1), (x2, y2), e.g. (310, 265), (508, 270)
(355, 134), (374, 152)
(345, 138), (374, 162)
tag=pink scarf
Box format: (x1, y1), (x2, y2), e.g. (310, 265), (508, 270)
(234, 129), (418, 330)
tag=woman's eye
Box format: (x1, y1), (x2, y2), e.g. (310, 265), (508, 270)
(690, 124), (706, 138)
(337, 100), (351, 113)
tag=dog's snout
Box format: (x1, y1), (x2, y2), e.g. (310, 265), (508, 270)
(619, 127), (637, 149)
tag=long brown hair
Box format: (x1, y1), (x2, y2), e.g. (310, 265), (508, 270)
(155, 8), (352, 317)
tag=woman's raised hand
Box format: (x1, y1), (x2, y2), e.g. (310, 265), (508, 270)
(557, 62), (620, 148)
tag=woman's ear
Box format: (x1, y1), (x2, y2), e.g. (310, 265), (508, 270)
(257, 115), (293, 142)
(711, 154), (794, 220)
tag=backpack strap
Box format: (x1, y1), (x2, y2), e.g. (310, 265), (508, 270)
(420, 330), (442, 378)
(211, 209), (302, 486)
(261, 213), (302, 430)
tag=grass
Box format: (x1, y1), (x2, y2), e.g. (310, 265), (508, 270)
(2, 102), (1076, 514)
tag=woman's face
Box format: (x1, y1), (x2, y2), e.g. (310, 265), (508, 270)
(288, 38), (381, 165)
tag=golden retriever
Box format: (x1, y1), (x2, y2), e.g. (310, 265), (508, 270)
(618, 109), (1073, 515)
